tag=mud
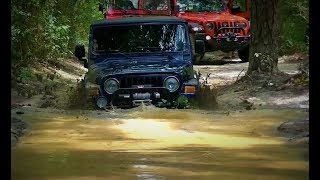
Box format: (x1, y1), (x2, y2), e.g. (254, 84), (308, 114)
(12, 107), (308, 180)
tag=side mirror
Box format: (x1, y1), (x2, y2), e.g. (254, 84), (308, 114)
(195, 40), (205, 54)
(99, 3), (104, 12)
(74, 44), (85, 61)
(82, 57), (88, 68)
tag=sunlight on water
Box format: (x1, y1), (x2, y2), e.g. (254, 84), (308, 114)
(115, 118), (282, 149)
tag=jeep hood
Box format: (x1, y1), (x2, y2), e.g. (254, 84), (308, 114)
(178, 11), (248, 22)
(89, 54), (192, 84)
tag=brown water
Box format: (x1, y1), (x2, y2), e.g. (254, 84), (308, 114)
(12, 107), (308, 180)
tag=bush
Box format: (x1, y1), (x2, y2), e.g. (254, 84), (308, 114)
(18, 67), (32, 83)
(279, 0), (309, 55)
(11, 0), (101, 74)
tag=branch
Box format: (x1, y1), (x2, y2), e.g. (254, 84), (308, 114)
(236, 69), (245, 81)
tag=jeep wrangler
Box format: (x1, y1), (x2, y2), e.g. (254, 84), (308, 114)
(176, 0), (250, 62)
(74, 16), (204, 109)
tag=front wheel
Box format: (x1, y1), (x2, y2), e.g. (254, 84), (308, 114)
(238, 46), (249, 62)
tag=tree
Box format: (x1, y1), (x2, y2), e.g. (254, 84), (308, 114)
(247, 0), (280, 74)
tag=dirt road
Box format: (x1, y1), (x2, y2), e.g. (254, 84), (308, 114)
(11, 56), (309, 180)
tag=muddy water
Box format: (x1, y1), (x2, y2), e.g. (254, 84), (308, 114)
(12, 107), (308, 180)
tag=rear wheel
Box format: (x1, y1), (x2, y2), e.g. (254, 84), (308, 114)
(190, 33), (205, 65)
(238, 46), (249, 62)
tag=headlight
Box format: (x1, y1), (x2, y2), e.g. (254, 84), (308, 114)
(104, 78), (119, 94)
(164, 76), (180, 92)
(235, 22), (246, 28)
(206, 23), (214, 30)
(192, 26), (203, 32)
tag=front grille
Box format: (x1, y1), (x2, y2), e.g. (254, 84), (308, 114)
(213, 22), (241, 34)
(117, 74), (174, 88)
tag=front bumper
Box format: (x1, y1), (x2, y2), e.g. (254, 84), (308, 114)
(85, 80), (199, 108)
(107, 87), (177, 107)
(195, 32), (250, 52)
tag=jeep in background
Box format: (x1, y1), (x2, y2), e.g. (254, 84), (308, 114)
(176, 0), (250, 62)
(74, 16), (204, 109)
(99, 0), (251, 63)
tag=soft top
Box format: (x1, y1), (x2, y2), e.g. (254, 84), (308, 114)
(91, 16), (187, 26)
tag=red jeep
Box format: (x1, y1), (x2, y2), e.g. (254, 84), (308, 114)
(99, 0), (251, 62)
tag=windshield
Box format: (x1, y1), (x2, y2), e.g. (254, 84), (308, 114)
(142, 0), (170, 10)
(91, 24), (189, 54)
(177, 0), (226, 12)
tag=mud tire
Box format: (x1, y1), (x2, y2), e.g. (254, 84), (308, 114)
(238, 46), (249, 62)
(190, 33), (205, 65)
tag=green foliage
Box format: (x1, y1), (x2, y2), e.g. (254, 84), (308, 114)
(18, 67), (32, 82)
(279, 0), (309, 55)
(176, 95), (189, 109)
(11, 0), (102, 72)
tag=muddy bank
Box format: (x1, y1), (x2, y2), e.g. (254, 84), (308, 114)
(278, 119), (309, 144)
(11, 115), (28, 147)
(194, 53), (309, 143)
(11, 58), (87, 148)
(194, 53), (309, 111)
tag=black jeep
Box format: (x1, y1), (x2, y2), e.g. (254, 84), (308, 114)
(75, 16), (204, 109)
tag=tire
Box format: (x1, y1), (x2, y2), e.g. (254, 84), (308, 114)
(81, 76), (95, 109)
(80, 78), (88, 107)
(190, 33), (205, 65)
(238, 46), (249, 62)
(190, 33), (196, 55)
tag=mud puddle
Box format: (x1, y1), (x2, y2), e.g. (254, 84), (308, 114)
(11, 106), (308, 180)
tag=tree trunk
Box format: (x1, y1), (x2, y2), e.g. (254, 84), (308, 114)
(247, 0), (280, 74)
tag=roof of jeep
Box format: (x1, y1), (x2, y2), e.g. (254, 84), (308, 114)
(91, 16), (187, 26)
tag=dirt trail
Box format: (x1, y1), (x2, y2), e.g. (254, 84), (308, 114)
(194, 56), (309, 110)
